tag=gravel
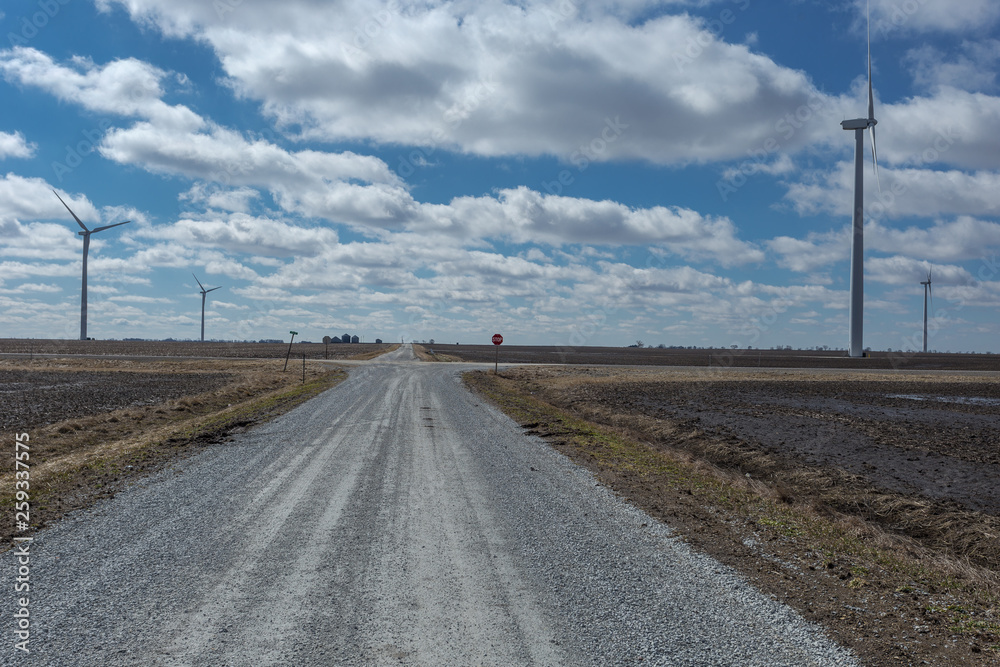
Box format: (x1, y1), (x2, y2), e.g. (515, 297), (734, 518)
(1, 345), (857, 665)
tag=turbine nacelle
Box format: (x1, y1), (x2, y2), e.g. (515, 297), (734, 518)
(841, 118), (871, 131)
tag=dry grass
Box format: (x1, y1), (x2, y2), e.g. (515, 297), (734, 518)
(347, 343), (401, 360)
(412, 344), (464, 362)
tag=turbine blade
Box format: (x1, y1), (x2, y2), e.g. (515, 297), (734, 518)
(192, 273), (206, 291)
(867, 0), (875, 121)
(869, 126), (881, 192)
(91, 220), (131, 233)
(52, 190), (88, 232)
(206, 286), (222, 293)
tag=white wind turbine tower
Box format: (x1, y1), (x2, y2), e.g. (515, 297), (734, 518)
(921, 269), (932, 353)
(53, 190), (131, 341)
(842, 1), (881, 358)
(193, 273), (222, 342)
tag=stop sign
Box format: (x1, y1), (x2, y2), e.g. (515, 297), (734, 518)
(492, 333), (503, 345)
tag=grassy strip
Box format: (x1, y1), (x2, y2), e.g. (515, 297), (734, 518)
(464, 370), (1000, 659)
(3, 366), (345, 543)
(348, 343), (401, 361)
(412, 344), (463, 362)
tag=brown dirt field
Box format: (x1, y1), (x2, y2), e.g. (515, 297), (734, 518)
(0, 338), (396, 360)
(1, 356), (349, 545)
(446, 344), (1000, 371)
(465, 367), (1000, 666)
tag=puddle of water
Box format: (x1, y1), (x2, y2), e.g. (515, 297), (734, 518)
(888, 394), (1000, 406)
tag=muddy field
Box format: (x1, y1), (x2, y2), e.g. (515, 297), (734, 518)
(446, 344), (1000, 371)
(571, 369), (1000, 514)
(494, 364), (1000, 589)
(0, 363), (235, 432)
(0, 338), (392, 360)
(509, 366), (1000, 537)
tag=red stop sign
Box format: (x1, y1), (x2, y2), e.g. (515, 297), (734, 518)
(492, 333), (503, 345)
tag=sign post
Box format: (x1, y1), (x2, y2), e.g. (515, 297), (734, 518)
(284, 330), (298, 371)
(492, 333), (503, 374)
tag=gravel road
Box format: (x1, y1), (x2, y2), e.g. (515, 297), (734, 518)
(3, 345), (856, 666)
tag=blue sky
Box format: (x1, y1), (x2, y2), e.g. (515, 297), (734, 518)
(1, 0), (999, 351)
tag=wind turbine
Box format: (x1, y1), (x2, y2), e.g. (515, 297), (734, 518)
(842, 1), (880, 358)
(921, 269), (932, 353)
(53, 190), (130, 341)
(193, 273), (222, 342)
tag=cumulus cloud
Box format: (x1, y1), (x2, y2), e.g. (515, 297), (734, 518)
(100, 121), (400, 187)
(785, 162), (1000, 221)
(904, 42), (1000, 93)
(0, 131), (35, 159)
(97, 0), (832, 165)
(769, 217), (1000, 275)
(875, 88), (1000, 171)
(768, 230), (847, 274)
(141, 212), (340, 258)
(0, 47), (201, 129)
(180, 185), (260, 213)
(866, 255), (973, 286)
(870, 0), (1000, 36)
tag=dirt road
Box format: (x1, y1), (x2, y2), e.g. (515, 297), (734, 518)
(3, 346), (854, 665)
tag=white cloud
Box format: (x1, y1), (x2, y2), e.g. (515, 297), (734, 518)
(869, 217), (1000, 262)
(0, 131), (35, 159)
(876, 88), (1000, 171)
(866, 256), (973, 286)
(904, 42), (1000, 93)
(768, 230), (846, 273)
(0, 282), (62, 295)
(100, 121), (399, 188)
(785, 162), (1000, 221)
(769, 217), (1000, 274)
(98, 0), (832, 165)
(0, 173), (100, 224)
(180, 184), (260, 213)
(870, 0), (1000, 36)
(0, 47), (201, 129)
(142, 212), (339, 258)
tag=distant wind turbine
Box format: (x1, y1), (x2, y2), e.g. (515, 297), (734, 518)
(193, 273), (222, 342)
(53, 190), (130, 341)
(921, 269), (932, 353)
(841, 1), (881, 358)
